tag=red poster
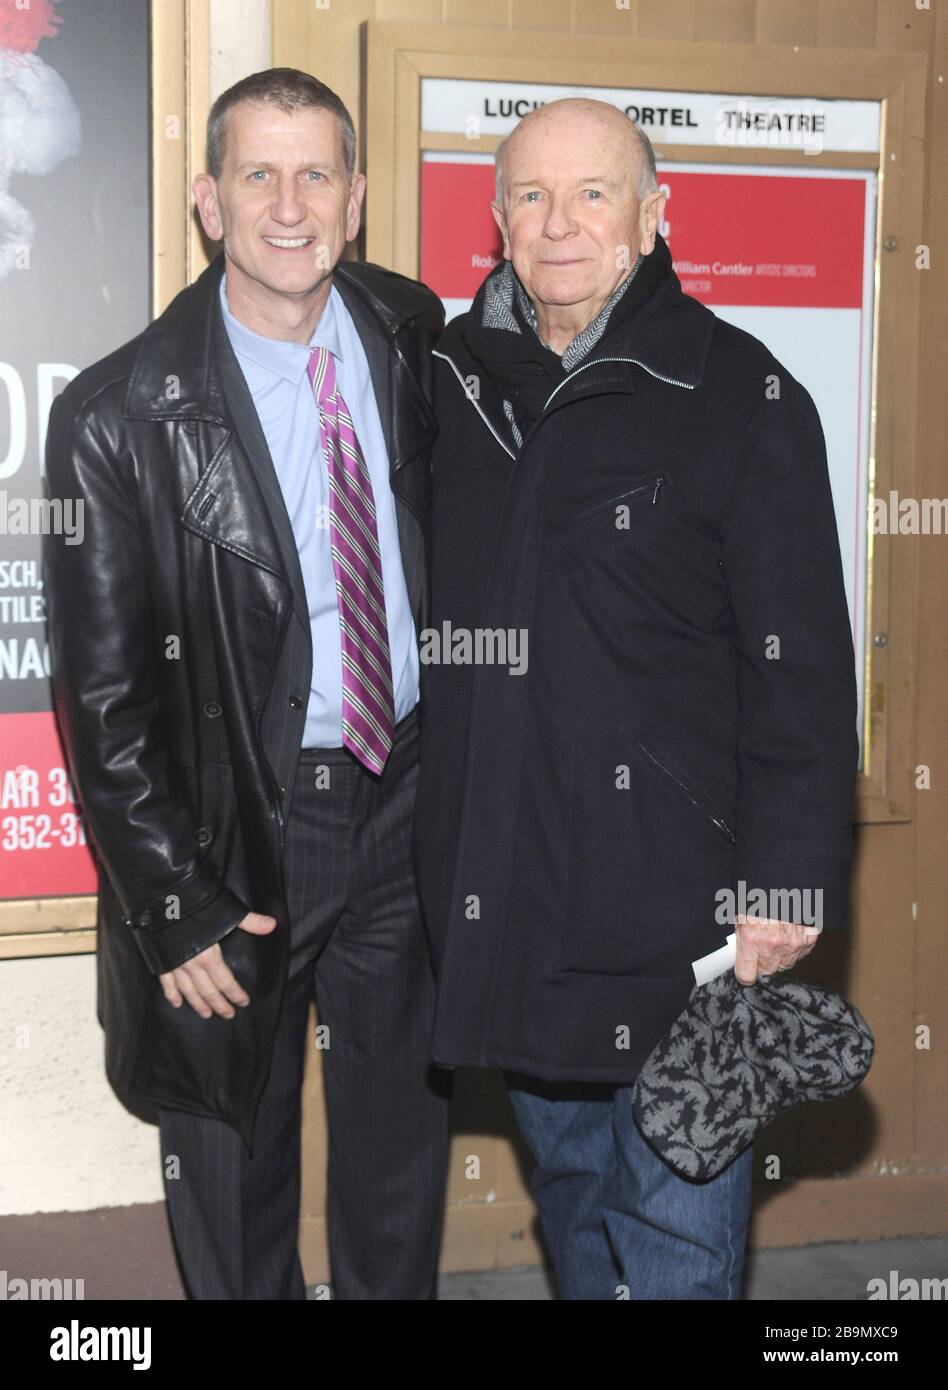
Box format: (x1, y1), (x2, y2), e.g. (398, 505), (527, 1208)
(1, 713), (96, 896)
(420, 157), (865, 310)
(661, 171), (864, 307)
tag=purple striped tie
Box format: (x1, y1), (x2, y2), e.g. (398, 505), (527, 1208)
(307, 345), (395, 775)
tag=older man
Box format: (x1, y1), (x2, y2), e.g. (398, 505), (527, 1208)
(43, 69), (449, 1300)
(413, 98), (858, 1299)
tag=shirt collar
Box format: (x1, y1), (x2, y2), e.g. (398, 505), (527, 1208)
(218, 273), (345, 386)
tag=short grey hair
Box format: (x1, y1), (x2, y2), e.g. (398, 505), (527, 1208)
(206, 67), (356, 181)
(494, 114), (658, 203)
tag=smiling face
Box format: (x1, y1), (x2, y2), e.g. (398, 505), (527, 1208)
(193, 99), (364, 327)
(491, 102), (665, 342)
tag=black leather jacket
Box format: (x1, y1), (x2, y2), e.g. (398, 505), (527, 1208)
(42, 253), (442, 1149)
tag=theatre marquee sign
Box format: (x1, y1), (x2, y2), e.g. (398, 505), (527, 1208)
(421, 80), (881, 155)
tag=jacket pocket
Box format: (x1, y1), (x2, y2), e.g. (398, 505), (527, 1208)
(550, 470), (667, 533)
(555, 734), (735, 978)
(633, 738), (735, 843)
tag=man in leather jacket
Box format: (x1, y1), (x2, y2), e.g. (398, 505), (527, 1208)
(42, 69), (449, 1300)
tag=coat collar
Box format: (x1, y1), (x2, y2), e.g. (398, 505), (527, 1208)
(601, 269), (717, 389)
(125, 255), (228, 424)
(440, 244), (716, 393)
(128, 252), (434, 618)
(123, 252), (429, 433)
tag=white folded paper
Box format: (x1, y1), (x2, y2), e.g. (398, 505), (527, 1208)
(691, 933), (737, 986)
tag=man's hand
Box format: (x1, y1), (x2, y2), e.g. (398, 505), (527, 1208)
(734, 917), (821, 985)
(159, 911), (277, 1018)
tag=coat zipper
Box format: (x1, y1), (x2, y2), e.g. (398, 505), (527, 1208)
(635, 739), (735, 843)
(541, 355), (695, 412)
(434, 349), (694, 462)
(553, 471), (667, 532)
(432, 349), (517, 460)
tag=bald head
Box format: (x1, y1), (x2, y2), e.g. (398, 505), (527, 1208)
(494, 99), (658, 205)
(487, 96), (667, 355)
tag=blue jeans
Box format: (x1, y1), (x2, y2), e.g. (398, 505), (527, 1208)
(504, 1071), (754, 1300)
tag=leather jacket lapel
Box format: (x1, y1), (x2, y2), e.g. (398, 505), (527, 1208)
(333, 265), (438, 476)
(213, 308), (311, 634)
(126, 253), (434, 634)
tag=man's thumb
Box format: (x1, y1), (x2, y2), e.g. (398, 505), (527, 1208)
(237, 912), (278, 934)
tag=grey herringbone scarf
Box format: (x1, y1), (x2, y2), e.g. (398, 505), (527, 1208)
(481, 255), (644, 366)
(481, 254), (643, 446)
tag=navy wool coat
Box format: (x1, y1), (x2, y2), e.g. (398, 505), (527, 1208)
(413, 249), (859, 1084)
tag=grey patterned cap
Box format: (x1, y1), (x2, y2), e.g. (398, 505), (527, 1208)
(631, 972), (875, 1182)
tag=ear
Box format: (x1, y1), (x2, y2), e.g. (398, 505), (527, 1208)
(638, 187), (667, 255)
(490, 199), (511, 260)
(345, 173), (367, 242)
(193, 173), (223, 242)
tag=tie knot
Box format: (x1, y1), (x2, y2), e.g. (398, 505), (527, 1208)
(307, 345), (337, 408)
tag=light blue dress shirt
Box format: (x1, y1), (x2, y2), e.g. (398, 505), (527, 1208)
(219, 274), (420, 748)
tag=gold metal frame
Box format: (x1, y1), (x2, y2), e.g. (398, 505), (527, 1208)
(0, 0), (211, 961)
(363, 19), (926, 828)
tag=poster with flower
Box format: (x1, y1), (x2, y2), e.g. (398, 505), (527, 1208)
(0, 0), (150, 903)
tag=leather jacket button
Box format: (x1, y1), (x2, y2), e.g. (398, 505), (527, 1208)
(288, 695), (302, 710)
(202, 700), (222, 718)
(196, 826), (213, 847)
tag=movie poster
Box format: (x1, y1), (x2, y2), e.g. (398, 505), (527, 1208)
(0, 0), (150, 900)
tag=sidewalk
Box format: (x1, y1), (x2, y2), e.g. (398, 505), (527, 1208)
(429, 1236), (948, 1300)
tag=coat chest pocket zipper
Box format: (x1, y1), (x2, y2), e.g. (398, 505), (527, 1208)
(634, 738), (735, 843)
(552, 471), (667, 533)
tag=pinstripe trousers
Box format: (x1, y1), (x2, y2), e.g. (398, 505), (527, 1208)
(158, 708), (452, 1299)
